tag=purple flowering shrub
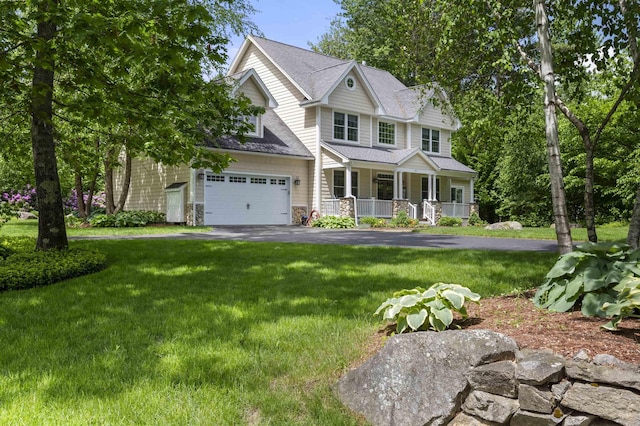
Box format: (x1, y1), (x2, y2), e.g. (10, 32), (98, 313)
(1, 185), (37, 212)
(63, 189), (107, 216)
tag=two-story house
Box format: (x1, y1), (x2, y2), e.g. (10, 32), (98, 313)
(118, 36), (477, 225)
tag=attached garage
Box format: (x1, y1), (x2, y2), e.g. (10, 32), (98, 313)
(204, 172), (291, 225)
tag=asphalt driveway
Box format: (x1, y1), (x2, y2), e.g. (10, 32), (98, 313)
(165, 226), (559, 252)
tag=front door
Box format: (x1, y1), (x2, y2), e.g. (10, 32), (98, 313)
(377, 178), (394, 200)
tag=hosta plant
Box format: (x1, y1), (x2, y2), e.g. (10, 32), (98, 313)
(533, 242), (640, 317)
(374, 283), (481, 333)
(601, 276), (640, 331)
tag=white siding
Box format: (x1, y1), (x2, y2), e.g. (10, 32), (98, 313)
(238, 77), (268, 107)
(115, 157), (191, 214)
(327, 73), (376, 115)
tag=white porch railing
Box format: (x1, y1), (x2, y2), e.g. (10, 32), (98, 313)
(422, 200), (436, 225)
(441, 202), (471, 218)
(408, 202), (417, 220)
(322, 199), (341, 216)
(357, 199), (393, 218)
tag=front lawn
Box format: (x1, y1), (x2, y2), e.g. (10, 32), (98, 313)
(0, 239), (556, 424)
(0, 218), (211, 238)
(415, 225), (629, 242)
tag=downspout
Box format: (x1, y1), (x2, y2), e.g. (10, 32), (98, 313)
(315, 107), (322, 211)
(190, 167), (197, 226)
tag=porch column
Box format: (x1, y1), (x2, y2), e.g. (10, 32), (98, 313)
(427, 174), (433, 201)
(470, 178), (475, 203)
(393, 171), (398, 199)
(399, 172), (404, 199)
(345, 162), (352, 197)
(432, 174), (437, 201)
(314, 107), (322, 211)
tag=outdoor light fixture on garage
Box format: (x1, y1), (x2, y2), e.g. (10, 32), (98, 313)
(294, 176), (301, 186)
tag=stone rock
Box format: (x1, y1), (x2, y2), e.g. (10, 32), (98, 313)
(563, 412), (597, 426)
(484, 221), (523, 230)
(465, 360), (517, 398)
(515, 349), (566, 385)
(551, 380), (571, 401)
(447, 412), (500, 425)
(335, 330), (517, 426)
(592, 354), (624, 367)
(18, 211), (37, 220)
(565, 360), (640, 392)
(518, 384), (556, 414)
(510, 409), (565, 426)
(572, 349), (591, 362)
(561, 382), (640, 426)
(462, 390), (519, 424)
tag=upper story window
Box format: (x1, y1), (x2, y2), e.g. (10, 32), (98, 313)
(237, 114), (260, 137)
(378, 121), (395, 145)
(334, 111), (358, 142)
(422, 128), (440, 153)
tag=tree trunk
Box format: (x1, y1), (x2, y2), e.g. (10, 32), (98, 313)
(74, 169), (86, 219)
(583, 140), (597, 242)
(627, 184), (640, 249)
(104, 147), (116, 214)
(114, 149), (131, 214)
(535, 0), (573, 254)
(31, 0), (68, 251)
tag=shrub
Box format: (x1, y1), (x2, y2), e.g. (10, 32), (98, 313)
(601, 276), (640, 330)
(311, 215), (356, 229)
(533, 242), (640, 318)
(389, 210), (419, 228)
(89, 210), (166, 228)
(468, 211), (486, 227)
(360, 216), (388, 228)
(438, 216), (462, 227)
(375, 283), (481, 333)
(0, 241), (107, 291)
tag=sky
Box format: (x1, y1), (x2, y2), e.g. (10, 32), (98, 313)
(226, 0), (343, 68)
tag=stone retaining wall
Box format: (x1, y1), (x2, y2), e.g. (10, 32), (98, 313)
(456, 348), (640, 425)
(336, 330), (640, 426)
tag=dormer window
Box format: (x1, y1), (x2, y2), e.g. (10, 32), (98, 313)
(422, 128), (440, 153)
(345, 76), (356, 91)
(333, 111), (358, 142)
(378, 121), (395, 145)
(239, 114), (261, 137)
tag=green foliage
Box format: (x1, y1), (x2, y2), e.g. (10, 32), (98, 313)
(468, 211), (486, 227)
(438, 216), (462, 227)
(601, 276), (640, 330)
(533, 242), (640, 317)
(0, 238), (106, 291)
(389, 210), (419, 228)
(375, 283), (481, 332)
(311, 215), (356, 229)
(89, 210), (165, 228)
(359, 216), (388, 228)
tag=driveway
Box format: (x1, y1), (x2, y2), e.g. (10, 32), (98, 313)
(165, 226), (559, 252)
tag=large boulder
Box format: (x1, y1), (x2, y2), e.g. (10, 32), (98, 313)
(335, 330), (518, 426)
(484, 221), (523, 230)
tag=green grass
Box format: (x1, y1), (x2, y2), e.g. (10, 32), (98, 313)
(0, 218), (210, 238)
(415, 225), (629, 242)
(0, 239), (556, 424)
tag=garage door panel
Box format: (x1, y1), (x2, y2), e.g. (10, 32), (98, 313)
(204, 173), (290, 225)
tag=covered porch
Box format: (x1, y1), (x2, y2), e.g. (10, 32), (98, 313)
(320, 143), (477, 225)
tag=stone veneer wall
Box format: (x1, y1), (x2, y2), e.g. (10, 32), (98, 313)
(339, 198), (355, 218)
(185, 203), (204, 226)
(392, 199), (409, 218)
(292, 206), (308, 225)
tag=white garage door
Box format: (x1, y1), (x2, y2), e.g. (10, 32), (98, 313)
(204, 173), (290, 225)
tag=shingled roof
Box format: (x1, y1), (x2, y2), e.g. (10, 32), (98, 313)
(205, 110), (313, 158)
(323, 142), (475, 174)
(235, 36), (441, 121)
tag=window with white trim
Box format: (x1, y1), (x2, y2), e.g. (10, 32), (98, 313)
(378, 122), (395, 145)
(333, 112), (358, 142)
(333, 170), (358, 198)
(421, 128), (440, 153)
(345, 76), (356, 91)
